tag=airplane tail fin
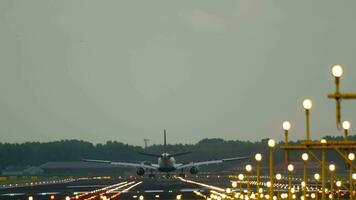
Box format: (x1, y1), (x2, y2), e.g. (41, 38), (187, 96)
(164, 129), (167, 152)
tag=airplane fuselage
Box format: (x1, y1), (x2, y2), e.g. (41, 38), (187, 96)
(157, 153), (176, 172)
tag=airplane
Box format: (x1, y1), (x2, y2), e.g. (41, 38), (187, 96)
(83, 129), (250, 177)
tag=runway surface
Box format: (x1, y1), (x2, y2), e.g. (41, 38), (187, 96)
(0, 176), (230, 200)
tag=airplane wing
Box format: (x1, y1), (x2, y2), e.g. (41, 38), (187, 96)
(175, 156), (250, 169)
(82, 159), (158, 170)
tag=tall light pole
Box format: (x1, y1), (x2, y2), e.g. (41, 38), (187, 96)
(343, 121), (352, 200)
(321, 139), (327, 200)
(353, 173), (356, 200)
(255, 153), (262, 200)
(328, 65), (356, 127)
(329, 164), (336, 200)
(246, 164), (252, 197)
(314, 173), (320, 200)
(288, 164), (294, 200)
(331, 64), (343, 127)
(268, 139), (276, 199)
(276, 173), (282, 200)
(336, 181), (342, 200)
(302, 153), (309, 200)
(238, 173), (244, 197)
(303, 99), (312, 143)
(342, 121), (351, 140)
(348, 153), (355, 200)
(283, 121), (291, 166)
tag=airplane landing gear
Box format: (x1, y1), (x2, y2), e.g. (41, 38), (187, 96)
(179, 169), (185, 177)
(148, 169), (156, 179)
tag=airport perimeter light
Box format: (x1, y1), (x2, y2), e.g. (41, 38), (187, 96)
(335, 181), (342, 200)
(246, 164), (252, 196)
(329, 164), (336, 200)
(232, 181), (238, 188)
(283, 121), (291, 165)
(287, 164), (294, 200)
(328, 65), (356, 127)
(331, 64), (342, 127)
(255, 153), (262, 200)
(314, 173), (320, 200)
(238, 173), (244, 195)
(342, 121), (351, 140)
(302, 99), (312, 142)
(302, 153), (309, 200)
(276, 174), (282, 200)
(268, 139), (276, 199)
(348, 152), (355, 200)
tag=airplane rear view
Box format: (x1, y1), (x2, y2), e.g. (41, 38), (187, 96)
(84, 129), (250, 177)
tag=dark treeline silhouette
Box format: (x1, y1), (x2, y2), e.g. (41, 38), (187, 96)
(0, 135), (354, 169)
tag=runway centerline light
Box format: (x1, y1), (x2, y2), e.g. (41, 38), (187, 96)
(332, 65), (343, 78)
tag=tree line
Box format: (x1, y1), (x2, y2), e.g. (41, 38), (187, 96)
(0, 135), (353, 169)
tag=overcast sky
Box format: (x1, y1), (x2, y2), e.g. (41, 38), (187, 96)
(0, 1), (355, 146)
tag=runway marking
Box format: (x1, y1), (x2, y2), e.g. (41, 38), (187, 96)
(144, 190), (164, 193)
(69, 181), (128, 199)
(106, 181), (142, 200)
(179, 188), (202, 192)
(1, 193), (25, 196)
(67, 185), (110, 188)
(178, 177), (225, 192)
(106, 181), (136, 193)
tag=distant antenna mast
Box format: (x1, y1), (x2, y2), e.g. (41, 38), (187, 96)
(144, 139), (150, 148)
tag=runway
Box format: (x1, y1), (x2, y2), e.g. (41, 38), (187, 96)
(0, 176), (231, 200)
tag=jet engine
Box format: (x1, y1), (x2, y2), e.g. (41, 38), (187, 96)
(189, 166), (198, 175)
(136, 167), (145, 176)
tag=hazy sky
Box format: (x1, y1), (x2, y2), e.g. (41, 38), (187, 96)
(1, 1), (356, 146)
